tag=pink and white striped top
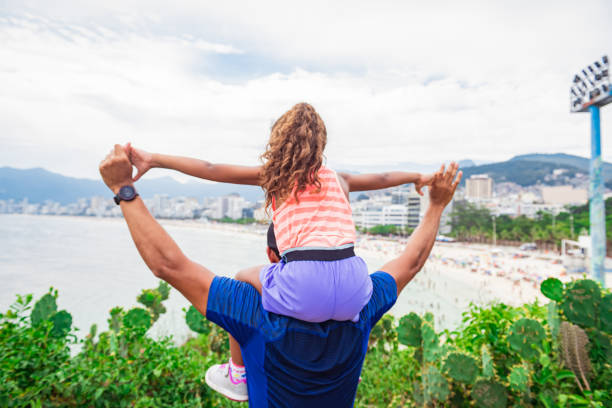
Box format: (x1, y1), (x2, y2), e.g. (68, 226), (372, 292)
(272, 166), (356, 254)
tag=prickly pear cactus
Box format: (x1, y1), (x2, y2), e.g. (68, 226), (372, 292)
(423, 365), (450, 404)
(397, 312), (422, 347)
(560, 279), (601, 328)
(600, 293), (612, 334)
(185, 305), (211, 335)
(122, 308), (152, 331)
(443, 352), (479, 384)
(507, 318), (545, 360)
(422, 322), (441, 363)
(50, 310), (72, 337)
(157, 281), (171, 301)
(508, 364), (530, 394)
(547, 302), (560, 338)
(471, 379), (508, 408)
(412, 381), (424, 406)
(481, 344), (494, 379)
(109, 307), (124, 333)
(540, 278), (563, 301)
(31, 292), (58, 326)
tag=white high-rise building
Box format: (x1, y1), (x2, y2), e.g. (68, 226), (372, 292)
(466, 174), (493, 200)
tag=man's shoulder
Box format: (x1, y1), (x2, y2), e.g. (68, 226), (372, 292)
(359, 271), (397, 325)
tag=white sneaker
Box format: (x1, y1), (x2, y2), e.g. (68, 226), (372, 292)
(205, 362), (248, 402)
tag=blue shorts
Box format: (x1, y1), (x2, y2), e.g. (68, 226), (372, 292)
(259, 256), (373, 323)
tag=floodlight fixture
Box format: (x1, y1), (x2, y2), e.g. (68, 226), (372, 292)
(569, 54), (609, 287)
(570, 55), (611, 113)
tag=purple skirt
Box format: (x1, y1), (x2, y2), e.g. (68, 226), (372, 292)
(259, 256), (373, 323)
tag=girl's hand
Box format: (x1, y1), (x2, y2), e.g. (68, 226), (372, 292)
(415, 172), (436, 196)
(124, 142), (153, 181)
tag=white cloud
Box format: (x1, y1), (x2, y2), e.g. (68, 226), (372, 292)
(0, 2), (611, 181)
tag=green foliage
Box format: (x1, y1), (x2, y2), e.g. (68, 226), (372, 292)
(481, 344), (495, 379)
(471, 379), (508, 408)
(369, 314), (397, 351)
(547, 302), (560, 338)
(600, 293), (612, 334)
(508, 364), (530, 394)
(50, 310), (72, 338)
(561, 279), (601, 328)
(3, 277), (611, 407)
(540, 278), (563, 302)
(31, 291), (57, 326)
(185, 305), (211, 335)
(443, 352), (479, 384)
(397, 312), (422, 347)
(122, 308), (152, 331)
(507, 318), (545, 360)
(364, 224), (400, 236)
(217, 217), (256, 225)
(423, 364), (450, 404)
(422, 321), (441, 363)
(449, 198), (612, 243)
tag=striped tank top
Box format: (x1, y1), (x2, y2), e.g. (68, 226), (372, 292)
(272, 166), (356, 254)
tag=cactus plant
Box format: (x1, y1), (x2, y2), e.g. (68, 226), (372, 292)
(185, 305), (211, 335)
(547, 302), (560, 338)
(471, 379), (508, 408)
(157, 281), (171, 300)
(122, 308), (152, 331)
(31, 292), (57, 326)
(540, 278), (563, 301)
(600, 293), (612, 334)
(443, 352), (479, 384)
(560, 279), (601, 328)
(423, 365), (450, 404)
(560, 321), (592, 392)
(397, 312), (422, 347)
(507, 318), (545, 360)
(481, 344), (494, 379)
(109, 307), (124, 333)
(422, 322), (441, 363)
(50, 310), (72, 337)
(508, 364), (530, 394)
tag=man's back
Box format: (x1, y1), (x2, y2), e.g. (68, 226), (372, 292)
(206, 272), (397, 407)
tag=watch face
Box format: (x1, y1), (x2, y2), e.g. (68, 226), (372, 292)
(119, 185), (136, 200)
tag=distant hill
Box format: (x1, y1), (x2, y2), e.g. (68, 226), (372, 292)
(511, 153), (612, 180)
(459, 153), (612, 187)
(0, 167), (263, 205)
(459, 160), (583, 186)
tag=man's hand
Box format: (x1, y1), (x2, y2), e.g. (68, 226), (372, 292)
(414, 172), (435, 196)
(429, 162), (462, 207)
(99, 144), (134, 194)
(124, 142), (154, 181)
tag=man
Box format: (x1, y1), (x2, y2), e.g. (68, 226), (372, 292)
(99, 145), (461, 407)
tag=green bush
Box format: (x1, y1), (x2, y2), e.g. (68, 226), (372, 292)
(1, 277), (610, 407)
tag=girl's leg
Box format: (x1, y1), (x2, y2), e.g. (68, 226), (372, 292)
(234, 265), (264, 293)
(227, 265), (266, 366)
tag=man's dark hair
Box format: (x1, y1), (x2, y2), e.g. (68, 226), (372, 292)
(267, 223), (280, 259)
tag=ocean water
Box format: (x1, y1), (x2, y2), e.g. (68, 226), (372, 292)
(0, 214), (497, 344)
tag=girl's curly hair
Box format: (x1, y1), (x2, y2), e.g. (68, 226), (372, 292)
(260, 103), (327, 210)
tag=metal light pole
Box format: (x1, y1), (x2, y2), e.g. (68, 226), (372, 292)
(570, 55), (610, 287)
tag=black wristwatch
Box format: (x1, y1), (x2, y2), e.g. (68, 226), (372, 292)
(114, 185), (139, 205)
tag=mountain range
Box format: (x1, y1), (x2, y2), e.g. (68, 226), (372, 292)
(0, 167), (263, 205)
(1, 153), (611, 204)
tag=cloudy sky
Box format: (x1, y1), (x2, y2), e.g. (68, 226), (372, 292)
(1, 0), (611, 180)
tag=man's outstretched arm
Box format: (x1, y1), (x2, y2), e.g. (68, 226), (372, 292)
(381, 163), (461, 295)
(99, 145), (214, 315)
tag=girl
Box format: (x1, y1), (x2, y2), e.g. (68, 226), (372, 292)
(126, 103), (434, 400)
